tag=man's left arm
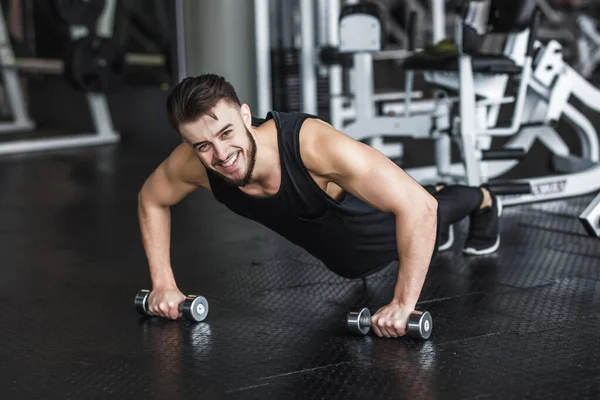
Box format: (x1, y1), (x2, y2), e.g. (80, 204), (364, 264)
(301, 119), (438, 338)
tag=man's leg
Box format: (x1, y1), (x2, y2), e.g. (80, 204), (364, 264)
(429, 184), (502, 255)
(424, 184), (456, 251)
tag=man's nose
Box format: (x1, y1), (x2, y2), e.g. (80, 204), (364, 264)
(213, 142), (228, 161)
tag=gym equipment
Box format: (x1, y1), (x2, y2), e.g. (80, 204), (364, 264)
(0, 1), (119, 155)
(347, 307), (433, 340)
(50, 0), (107, 26)
(0, 0), (166, 155)
(134, 289), (209, 322)
(331, 0), (600, 229)
(579, 193), (600, 238)
(252, 0), (455, 120)
(64, 35), (126, 93)
(0, 51), (164, 77)
(338, 0), (539, 182)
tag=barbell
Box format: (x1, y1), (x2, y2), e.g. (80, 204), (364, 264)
(1, 36), (166, 93)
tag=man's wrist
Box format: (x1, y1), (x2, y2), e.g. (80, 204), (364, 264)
(390, 295), (417, 309)
(152, 275), (178, 291)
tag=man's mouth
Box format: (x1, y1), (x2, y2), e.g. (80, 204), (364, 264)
(218, 151), (240, 170)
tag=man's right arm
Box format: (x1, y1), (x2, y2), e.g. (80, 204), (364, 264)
(137, 143), (208, 318)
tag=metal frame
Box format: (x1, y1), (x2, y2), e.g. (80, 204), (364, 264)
(0, 1), (120, 155)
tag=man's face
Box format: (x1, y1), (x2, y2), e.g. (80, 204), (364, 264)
(180, 100), (257, 187)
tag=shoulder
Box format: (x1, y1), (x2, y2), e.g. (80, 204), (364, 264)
(165, 142), (210, 189)
(298, 117), (331, 150)
(298, 117), (360, 177)
(298, 116), (393, 184)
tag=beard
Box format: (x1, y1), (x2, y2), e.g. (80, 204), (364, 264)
(204, 127), (257, 187)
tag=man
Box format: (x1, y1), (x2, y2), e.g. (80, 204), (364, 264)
(137, 74), (501, 338)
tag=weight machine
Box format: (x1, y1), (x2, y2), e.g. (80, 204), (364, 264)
(0, 0), (118, 155)
(331, 0), (600, 237)
(0, 0), (165, 155)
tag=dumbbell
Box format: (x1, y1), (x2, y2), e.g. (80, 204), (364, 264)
(134, 289), (209, 322)
(347, 307), (432, 340)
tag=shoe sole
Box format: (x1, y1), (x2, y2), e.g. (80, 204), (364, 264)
(438, 225), (454, 251)
(462, 196), (503, 256)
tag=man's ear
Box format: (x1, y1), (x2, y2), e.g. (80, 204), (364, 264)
(240, 103), (253, 129)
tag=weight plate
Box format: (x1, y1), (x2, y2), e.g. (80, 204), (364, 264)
(182, 295), (209, 322)
(407, 311), (433, 340)
(64, 35), (126, 93)
(51, 0), (107, 26)
(347, 307), (371, 335)
(134, 290), (150, 316)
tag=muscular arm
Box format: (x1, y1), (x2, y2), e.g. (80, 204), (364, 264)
(137, 143), (208, 290)
(301, 119), (438, 309)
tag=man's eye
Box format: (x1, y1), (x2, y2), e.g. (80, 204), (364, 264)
(222, 130), (232, 137)
(198, 144), (209, 152)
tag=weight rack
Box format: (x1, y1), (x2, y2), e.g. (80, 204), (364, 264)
(0, 0), (118, 155)
(0, 0), (163, 155)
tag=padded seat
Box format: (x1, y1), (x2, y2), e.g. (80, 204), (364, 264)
(403, 51), (522, 74)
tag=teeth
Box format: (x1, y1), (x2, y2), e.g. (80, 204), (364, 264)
(221, 152), (238, 167)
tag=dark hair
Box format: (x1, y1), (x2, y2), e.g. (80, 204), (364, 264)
(166, 74), (241, 130)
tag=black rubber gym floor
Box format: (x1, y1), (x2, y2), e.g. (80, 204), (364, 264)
(1, 145), (600, 399)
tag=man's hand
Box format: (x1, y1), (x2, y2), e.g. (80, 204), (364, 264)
(370, 301), (416, 338)
(148, 287), (186, 320)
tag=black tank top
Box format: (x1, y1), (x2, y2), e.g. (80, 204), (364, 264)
(205, 111), (399, 279)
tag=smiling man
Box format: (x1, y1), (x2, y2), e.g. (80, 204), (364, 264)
(137, 74), (502, 338)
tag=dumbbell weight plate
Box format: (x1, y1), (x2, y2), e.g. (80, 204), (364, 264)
(407, 311), (433, 340)
(181, 295), (209, 322)
(135, 289), (151, 316)
(347, 307), (371, 335)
